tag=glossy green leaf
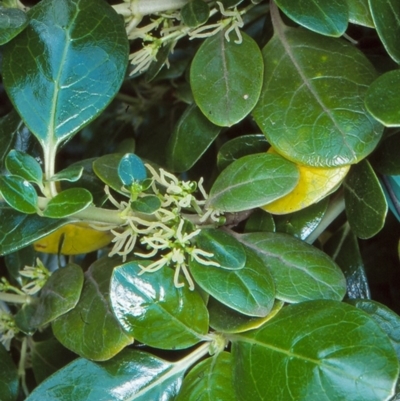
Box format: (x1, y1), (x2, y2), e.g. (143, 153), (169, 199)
(93, 153), (125, 194)
(324, 224), (370, 299)
(0, 5), (28, 45)
(207, 153), (299, 212)
(118, 153), (147, 185)
(190, 30), (264, 127)
(43, 188), (92, 218)
(232, 300), (399, 401)
(50, 164), (84, 182)
(252, 23), (383, 167)
(344, 160), (388, 239)
(110, 261), (208, 349)
(238, 232), (346, 303)
(176, 352), (235, 401)
(31, 263), (84, 328)
(274, 197), (329, 241)
(189, 246), (275, 317)
(366, 70), (400, 127)
(348, 299), (400, 360)
(0, 175), (38, 213)
(274, 0), (348, 37)
(2, 0), (128, 147)
(195, 228), (246, 270)
(26, 349), (183, 401)
(209, 297), (284, 334)
(52, 257), (133, 361)
(217, 134), (269, 171)
(0, 207), (69, 255)
(181, 0), (209, 27)
(5, 149), (42, 184)
(131, 195), (161, 214)
(382, 175), (400, 222)
(167, 104), (221, 172)
(0, 343), (18, 401)
(347, 0), (374, 27)
(31, 338), (77, 384)
(244, 209), (276, 233)
(369, 0), (400, 63)
(0, 110), (22, 166)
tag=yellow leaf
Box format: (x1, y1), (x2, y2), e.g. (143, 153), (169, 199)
(263, 148), (350, 214)
(34, 223), (113, 255)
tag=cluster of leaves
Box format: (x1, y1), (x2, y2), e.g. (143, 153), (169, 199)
(1, 0), (400, 400)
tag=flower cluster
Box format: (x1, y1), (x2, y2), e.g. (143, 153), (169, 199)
(104, 165), (222, 289)
(115, 1), (253, 76)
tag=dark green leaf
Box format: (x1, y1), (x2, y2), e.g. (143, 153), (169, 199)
(167, 104), (221, 172)
(348, 0), (374, 27)
(217, 134), (269, 171)
(207, 153), (299, 212)
(195, 228), (246, 270)
(244, 209), (276, 233)
(324, 224), (370, 299)
(0, 207), (69, 255)
(43, 188), (92, 218)
(232, 300), (399, 401)
(369, 130), (400, 175)
(0, 110), (22, 166)
(0, 175), (38, 213)
(0, 5), (28, 45)
(31, 338), (77, 384)
(110, 261), (209, 349)
(209, 297), (284, 334)
(52, 257), (133, 361)
(181, 0), (209, 27)
(92, 153), (125, 194)
(190, 30), (264, 127)
(26, 349), (183, 401)
(238, 232), (346, 303)
(344, 160), (388, 239)
(0, 343), (18, 401)
(5, 149), (42, 184)
(61, 158), (107, 206)
(15, 303), (37, 335)
(176, 352), (236, 401)
(131, 195), (161, 214)
(118, 153), (147, 185)
(369, 0), (400, 63)
(275, 0), (348, 37)
(50, 164), (84, 182)
(366, 70), (400, 127)
(189, 246), (275, 317)
(144, 42), (174, 82)
(348, 299), (400, 360)
(274, 197), (329, 241)
(4, 245), (35, 284)
(253, 24), (383, 167)
(32, 263), (84, 328)
(2, 0), (128, 146)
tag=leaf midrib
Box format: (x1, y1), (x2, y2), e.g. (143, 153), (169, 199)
(47, 7), (79, 145)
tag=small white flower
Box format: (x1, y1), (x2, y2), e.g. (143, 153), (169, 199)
(0, 311), (18, 350)
(20, 259), (51, 295)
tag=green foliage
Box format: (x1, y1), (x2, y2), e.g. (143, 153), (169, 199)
(1, 0), (400, 399)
